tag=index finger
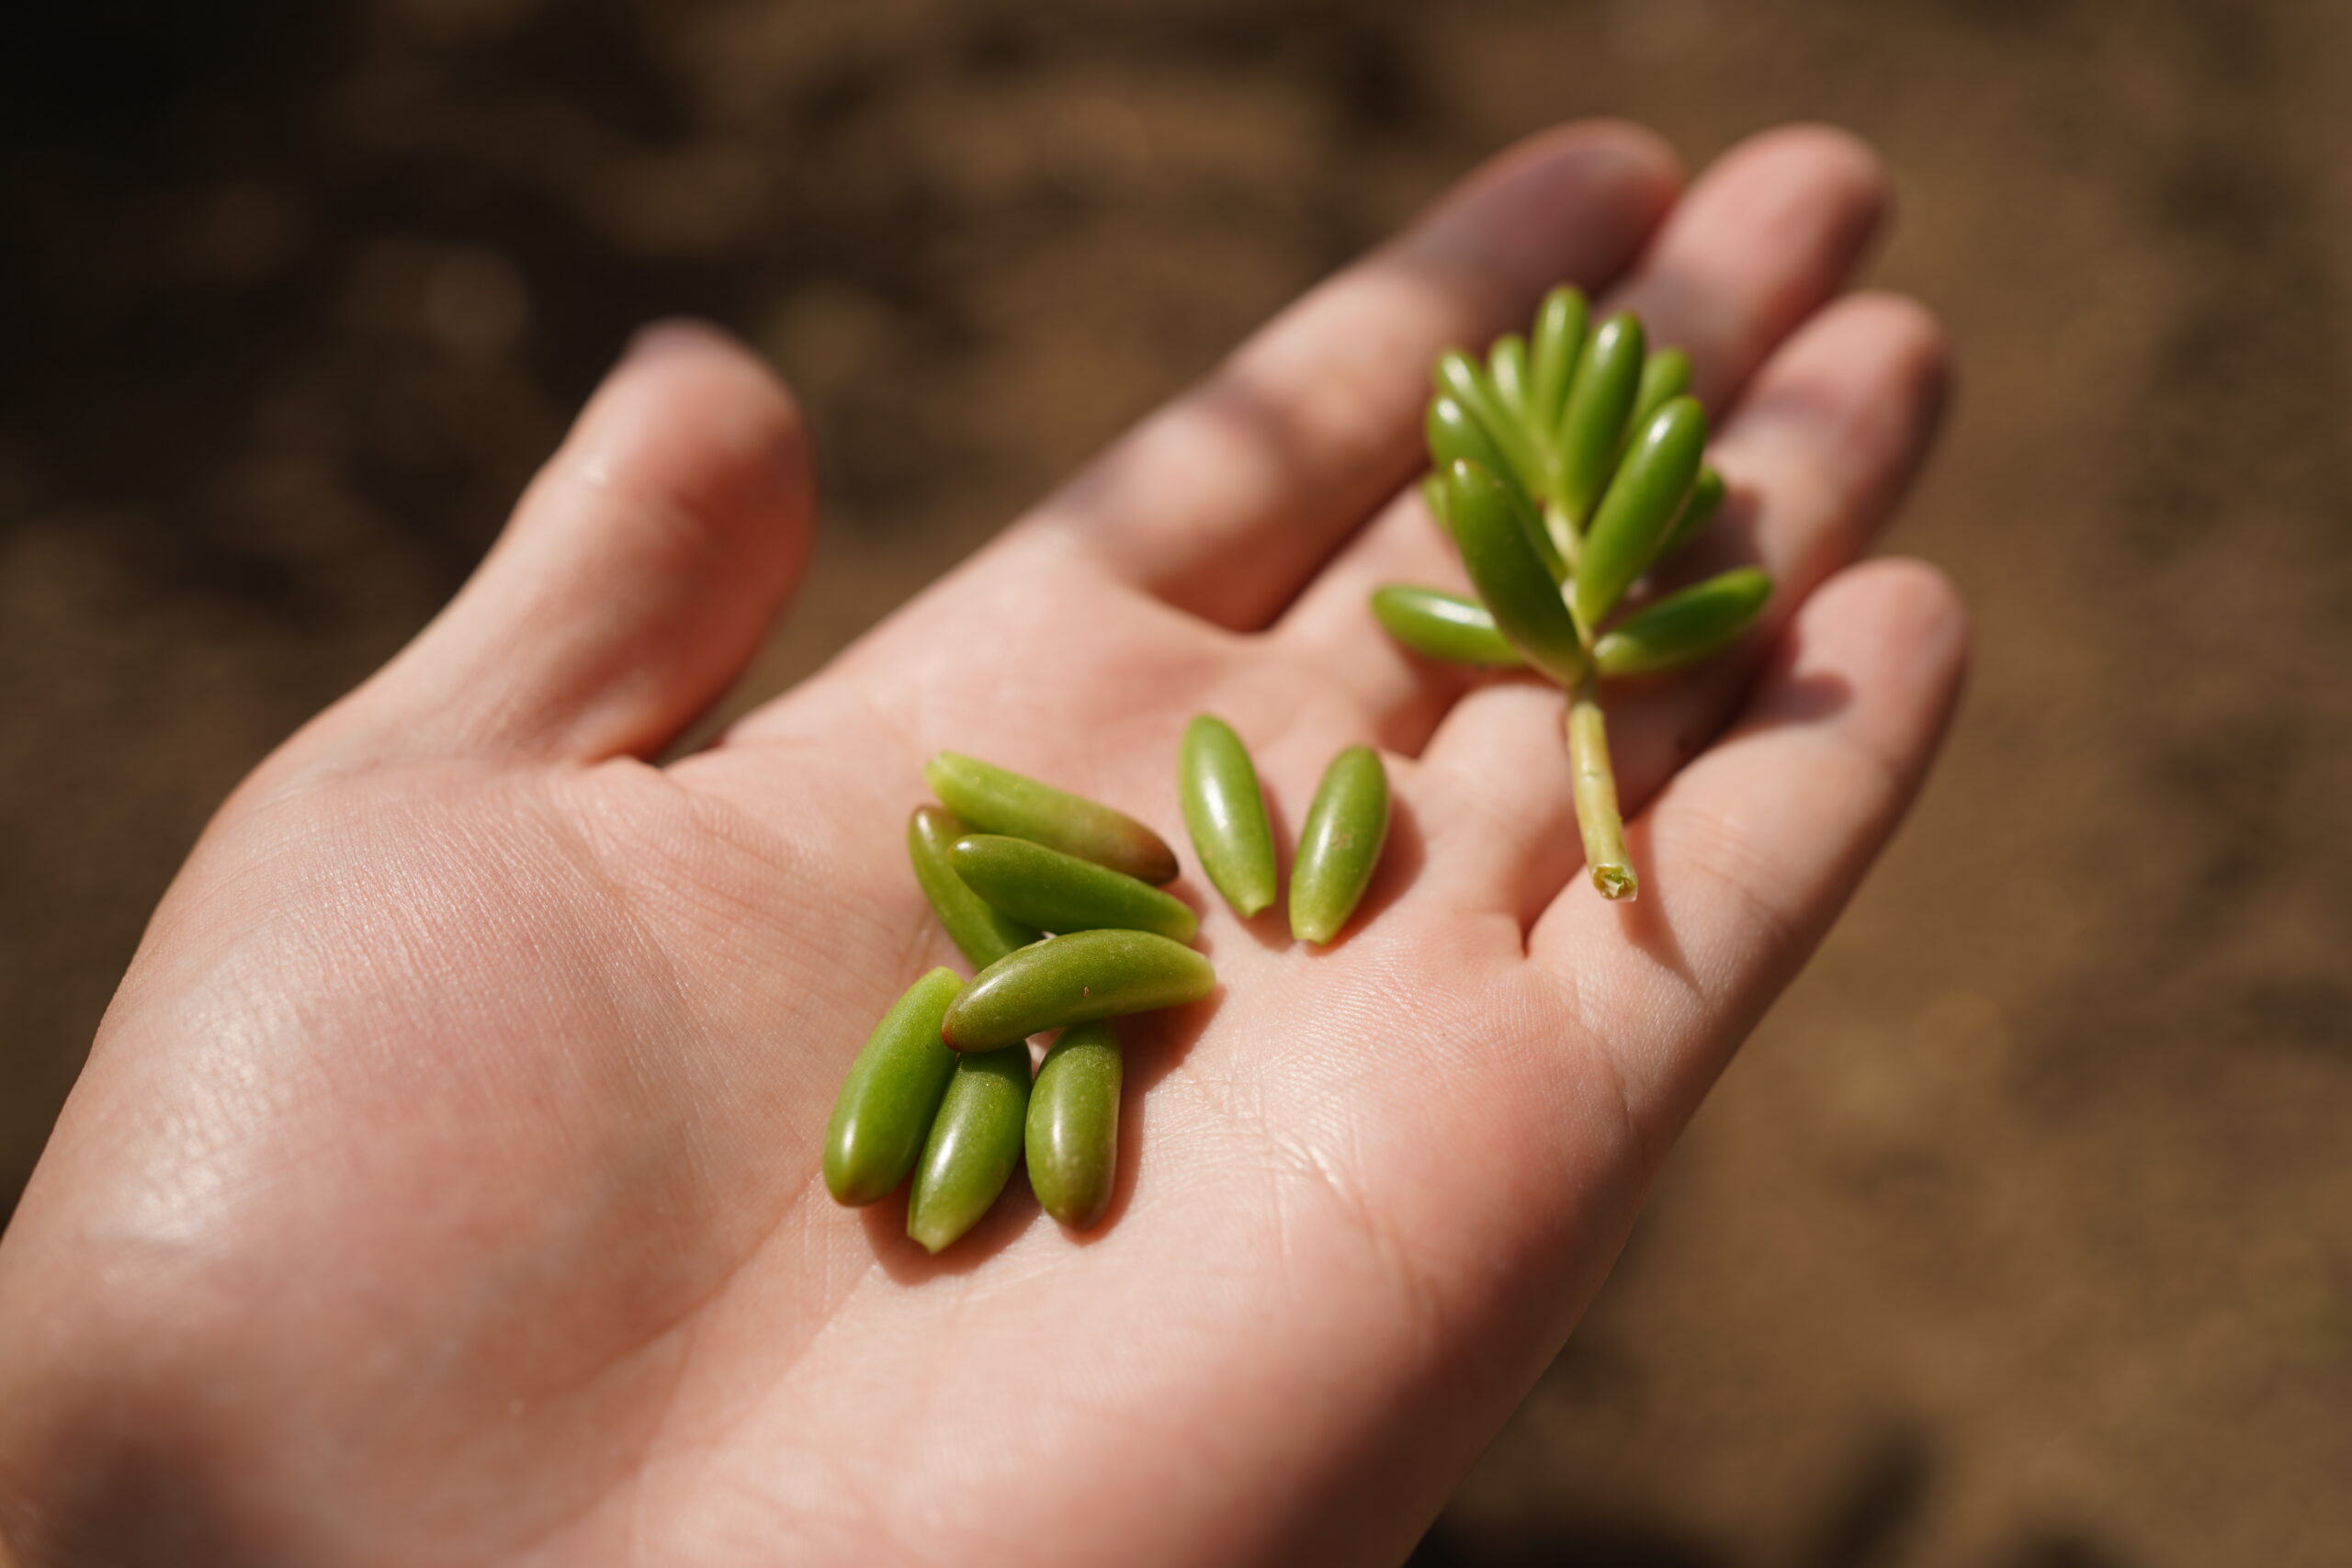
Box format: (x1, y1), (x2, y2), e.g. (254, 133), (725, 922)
(1001, 122), (1681, 631)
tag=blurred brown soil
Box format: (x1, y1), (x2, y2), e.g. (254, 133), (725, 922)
(4, 2), (2349, 1563)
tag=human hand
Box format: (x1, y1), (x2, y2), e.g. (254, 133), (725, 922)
(0, 122), (1962, 1567)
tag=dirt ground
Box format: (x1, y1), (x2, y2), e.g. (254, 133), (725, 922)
(4, 1), (2347, 1562)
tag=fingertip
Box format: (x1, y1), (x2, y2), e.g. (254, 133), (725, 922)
(1525, 557), (1972, 1088)
(1832, 293), (1954, 414)
(1730, 289), (1951, 419)
(1502, 118), (1688, 210)
(1844, 555), (1973, 696)
(570, 318), (817, 586)
(329, 319), (823, 765)
(1602, 123), (1895, 418)
(1719, 122), (1892, 229)
(1758, 556), (1971, 786)
(1028, 118), (1690, 632)
(1404, 119), (1686, 303)
(1702, 291), (1955, 587)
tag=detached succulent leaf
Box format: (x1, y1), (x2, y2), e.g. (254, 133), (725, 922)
(943, 929), (1215, 1051)
(950, 835), (1198, 944)
(1289, 746), (1391, 946)
(924, 752), (1178, 886)
(907, 805), (1040, 969)
(906, 1043), (1032, 1253)
(1026, 1021), (1123, 1231)
(1177, 715), (1279, 919)
(824, 968), (965, 1206)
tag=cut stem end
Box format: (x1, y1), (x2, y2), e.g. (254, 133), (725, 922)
(1565, 686), (1636, 906)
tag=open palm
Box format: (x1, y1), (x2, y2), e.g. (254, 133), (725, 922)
(0, 123), (1962, 1568)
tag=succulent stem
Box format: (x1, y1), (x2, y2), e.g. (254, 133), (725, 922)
(1566, 682), (1637, 902)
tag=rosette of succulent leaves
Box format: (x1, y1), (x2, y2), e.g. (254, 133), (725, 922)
(1370, 285), (1773, 902)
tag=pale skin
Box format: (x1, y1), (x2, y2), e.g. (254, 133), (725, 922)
(0, 123), (1965, 1566)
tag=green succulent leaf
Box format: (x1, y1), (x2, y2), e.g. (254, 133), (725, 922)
(1434, 351), (1547, 501)
(1369, 583), (1524, 668)
(1552, 310), (1646, 527)
(1528, 285), (1589, 438)
(1571, 395), (1707, 630)
(1624, 347), (1691, 453)
(1594, 568), (1772, 678)
(1445, 459), (1587, 685)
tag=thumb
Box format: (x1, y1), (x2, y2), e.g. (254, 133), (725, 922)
(313, 320), (816, 767)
